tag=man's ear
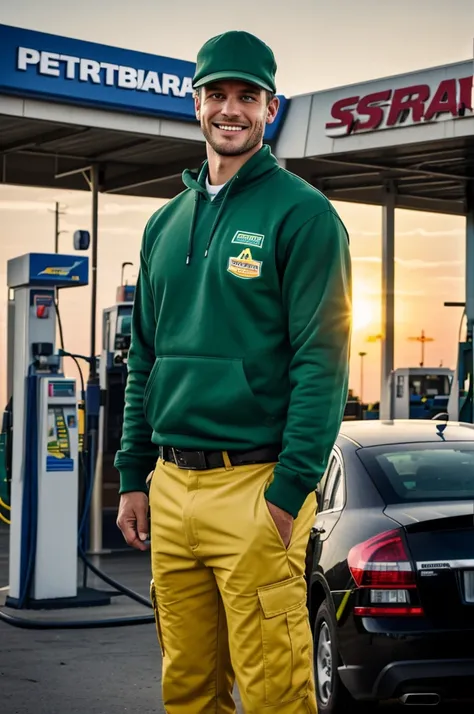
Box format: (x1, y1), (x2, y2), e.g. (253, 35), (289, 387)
(266, 95), (280, 125)
(194, 90), (201, 121)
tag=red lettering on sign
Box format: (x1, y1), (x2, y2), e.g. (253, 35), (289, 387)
(356, 90), (392, 130)
(325, 96), (359, 132)
(386, 84), (430, 126)
(459, 76), (473, 110)
(325, 75), (473, 136)
(424, 78), (457, 121)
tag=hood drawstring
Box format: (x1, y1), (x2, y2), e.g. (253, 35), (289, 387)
(186, 175), (238, 264)
(182, 146), (280, 265)
(186, 193), (200, 265)
(204, 175), (238, 258)
(204, 183), (233, 258)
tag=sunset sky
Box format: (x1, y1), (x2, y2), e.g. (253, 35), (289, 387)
(0, 0), (473, 409)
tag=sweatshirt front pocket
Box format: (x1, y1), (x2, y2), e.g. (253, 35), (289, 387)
(143, 355), (272, 440)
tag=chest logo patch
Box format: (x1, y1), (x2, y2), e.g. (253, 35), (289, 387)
(227, 249), (262, 280)
(231, 230), (265, 249)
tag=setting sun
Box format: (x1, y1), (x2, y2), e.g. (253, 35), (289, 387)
(352, 296), (375, 331)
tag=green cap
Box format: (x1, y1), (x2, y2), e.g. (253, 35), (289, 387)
(193, 31), (277, 94)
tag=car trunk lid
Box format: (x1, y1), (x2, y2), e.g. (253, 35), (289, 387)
(385, 502), (474, 627)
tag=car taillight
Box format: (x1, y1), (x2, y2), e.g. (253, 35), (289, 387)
(348, 529), (414, 587)
(348, 529), (423, 617)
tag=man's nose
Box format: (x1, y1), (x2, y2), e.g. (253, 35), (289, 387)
(221, 98), (241, 117)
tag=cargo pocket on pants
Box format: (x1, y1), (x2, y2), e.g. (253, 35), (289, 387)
(257, 574), (311, 705)
(150, 579), (165, 656)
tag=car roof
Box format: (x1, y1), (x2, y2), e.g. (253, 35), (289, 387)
(338, 419), (474, 448)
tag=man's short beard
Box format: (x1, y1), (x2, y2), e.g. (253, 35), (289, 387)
(202, 121), (264, 156)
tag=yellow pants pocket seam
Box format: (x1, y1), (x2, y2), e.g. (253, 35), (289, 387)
(257, 575), (311, 706)
(150, 579), (165, 657)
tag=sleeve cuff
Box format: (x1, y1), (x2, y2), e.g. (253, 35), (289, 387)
(264, 465), (312, 518)
(117, 464), (152, 494)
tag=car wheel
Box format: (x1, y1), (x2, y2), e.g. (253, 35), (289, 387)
(314, 600), (358, 714)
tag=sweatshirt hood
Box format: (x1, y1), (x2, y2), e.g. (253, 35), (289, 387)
(181, 144), (280, 195)
(181, 145), (281, 264)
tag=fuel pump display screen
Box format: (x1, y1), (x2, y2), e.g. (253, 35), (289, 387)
(46, 407), (75, 472)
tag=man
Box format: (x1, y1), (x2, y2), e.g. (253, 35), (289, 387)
(115, 30), (352, 714)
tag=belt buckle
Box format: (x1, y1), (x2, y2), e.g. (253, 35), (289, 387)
(195, 450), (208, 470)
(170, 448), (208, 470)
(186, 450), (208, 470)
(171, 447), (180, 467)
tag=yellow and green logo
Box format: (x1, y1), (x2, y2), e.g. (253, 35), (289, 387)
(231, 231), (265, 249)
(227, 249), (262, 280)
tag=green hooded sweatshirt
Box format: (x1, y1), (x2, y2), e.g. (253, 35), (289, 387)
(114, 145), (352, 518)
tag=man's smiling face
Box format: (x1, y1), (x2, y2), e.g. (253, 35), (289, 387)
(195, 80), (279, 158)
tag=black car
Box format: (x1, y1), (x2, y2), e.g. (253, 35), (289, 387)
(306, 419), (474, 711)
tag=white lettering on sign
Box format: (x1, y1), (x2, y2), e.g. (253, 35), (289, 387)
(16, 46), (194, 98)
(101, 62), (119, 86)
(18, 47), (40, 70)
(61, 54), (81, 80)
(80, 59), (101, 84)
(118, 65), (137, 88)
(39, 51), (60, 77)
(141, 71), (161, 93)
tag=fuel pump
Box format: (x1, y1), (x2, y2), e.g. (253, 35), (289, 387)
(0, 252), (155, 628)
(5, 252), (89, 607)
(391, 367), (454, 419)
(90, 281), (135, 553)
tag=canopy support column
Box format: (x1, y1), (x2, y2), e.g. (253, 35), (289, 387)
(380, 184), (395, 420)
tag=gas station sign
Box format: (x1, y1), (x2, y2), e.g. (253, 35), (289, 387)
(0, 24), (288, 141)
(325, 75), (473, 137)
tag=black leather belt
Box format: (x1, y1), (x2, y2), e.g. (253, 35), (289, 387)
(159, 445), (280, 470)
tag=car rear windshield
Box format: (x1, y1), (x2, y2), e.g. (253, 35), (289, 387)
(357, 441), (474, 503)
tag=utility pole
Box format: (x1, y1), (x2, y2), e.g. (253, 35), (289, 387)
(54, 202), (60, 252)
(408, 329), (434, 367)
(50, 202), (67, 252)
(358, 351), (367, 404)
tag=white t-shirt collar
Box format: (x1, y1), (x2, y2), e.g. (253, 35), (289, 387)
(206, 174), (226, 200)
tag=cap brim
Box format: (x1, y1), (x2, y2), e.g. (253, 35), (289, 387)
(193, 70), (274, 93)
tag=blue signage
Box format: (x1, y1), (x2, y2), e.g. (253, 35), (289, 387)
(29, 253), (89, 288)
(0, 24), (288, 141)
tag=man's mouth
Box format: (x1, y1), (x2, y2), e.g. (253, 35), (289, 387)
(214, 124), (247, 132)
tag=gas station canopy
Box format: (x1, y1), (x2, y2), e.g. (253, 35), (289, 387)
(278, 60), (474, 217)
(0, 24), (287, 198)
(0, 108), (208, 199)
(0, 23), (472, 213)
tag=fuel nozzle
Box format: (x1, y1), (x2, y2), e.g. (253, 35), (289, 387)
(31, 342), (60, 372)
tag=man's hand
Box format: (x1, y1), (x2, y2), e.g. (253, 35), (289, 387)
(116, 492), (149, 551)
(266, 500), (294, 548)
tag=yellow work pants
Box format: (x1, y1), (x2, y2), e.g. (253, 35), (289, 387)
(149, 457), (318, 713)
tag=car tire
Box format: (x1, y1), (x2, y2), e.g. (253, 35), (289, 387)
(314, 600), (360, 714)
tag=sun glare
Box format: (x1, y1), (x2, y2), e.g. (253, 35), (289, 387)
(352, 296), (374, 331)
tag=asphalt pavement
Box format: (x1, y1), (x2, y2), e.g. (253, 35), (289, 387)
(0, 523), (470, 713)
(0, 523), (245, 714)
